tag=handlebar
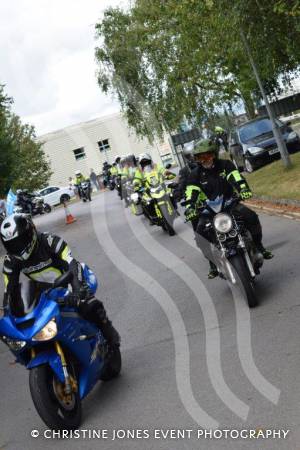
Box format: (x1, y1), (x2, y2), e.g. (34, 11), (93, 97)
(181, 195), (241, 210)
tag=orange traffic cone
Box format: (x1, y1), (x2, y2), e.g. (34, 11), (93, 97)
(64, 201), (76, 225)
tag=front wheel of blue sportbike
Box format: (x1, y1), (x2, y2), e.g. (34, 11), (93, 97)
(29, 363), (82, 430)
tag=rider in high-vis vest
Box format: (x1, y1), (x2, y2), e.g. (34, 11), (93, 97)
(136, 153), (176, 224)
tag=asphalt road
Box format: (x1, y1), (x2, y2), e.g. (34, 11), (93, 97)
(0, 191), (300, 450)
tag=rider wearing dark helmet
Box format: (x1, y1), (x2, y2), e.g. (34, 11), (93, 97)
(174, 145), (198, 201)
(0, 214), (120, 347)
(184, 139), (273, 279)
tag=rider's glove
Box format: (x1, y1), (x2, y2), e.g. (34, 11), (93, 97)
(63, 286), (91, 308)
(240, 189), (253, 200)
(184, 206), (198, 221)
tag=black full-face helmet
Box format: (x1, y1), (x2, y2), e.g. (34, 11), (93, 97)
(0, 214), (37, 260)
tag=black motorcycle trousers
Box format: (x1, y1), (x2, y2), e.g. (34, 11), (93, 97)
(78, 297), (120, 346)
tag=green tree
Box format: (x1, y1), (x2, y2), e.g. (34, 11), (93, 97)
(95, 0), (300, 140)
(274, 0), (300, 16)
(0, 85), (52, 196)
(0, 86), (17, 195)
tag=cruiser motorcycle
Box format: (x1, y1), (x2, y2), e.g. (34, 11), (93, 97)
(190, 195), (263, 307)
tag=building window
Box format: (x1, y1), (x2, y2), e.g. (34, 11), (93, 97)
(98, 139), (110, 153)
(73, 147), (86, 161)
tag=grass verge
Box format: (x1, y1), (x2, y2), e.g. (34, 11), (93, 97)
(244, 152), (300, 201)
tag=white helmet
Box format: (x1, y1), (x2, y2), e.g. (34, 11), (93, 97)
(75, 170), (81, 176)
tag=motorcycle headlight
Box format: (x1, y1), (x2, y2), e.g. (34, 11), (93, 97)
(131, 193), (139, 203)
(213, 213), (233, 233)
(247, 146), (264, 155)
(33, 318), (57, 341)
(2, 337), (26, 352)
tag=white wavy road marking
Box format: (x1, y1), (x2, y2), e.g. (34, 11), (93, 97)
(125, 209), (249, 420)
(231, 285), (280, 404)
(90, 194), (218, 428)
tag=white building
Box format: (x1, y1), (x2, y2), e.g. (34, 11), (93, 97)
(38, 112), (173, 186)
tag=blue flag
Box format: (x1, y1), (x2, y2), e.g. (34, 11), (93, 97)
(6, 189), (17, 216)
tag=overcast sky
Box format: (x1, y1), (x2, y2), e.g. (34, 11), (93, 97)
(0, 0), (126, 136)
(2, 2), (300, 138)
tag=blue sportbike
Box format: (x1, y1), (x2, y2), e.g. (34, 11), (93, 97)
(0, 264), (121, 430)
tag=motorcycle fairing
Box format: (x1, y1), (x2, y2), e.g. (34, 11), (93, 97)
(27, 350), (65, 383)
(0, 264), (106, 399)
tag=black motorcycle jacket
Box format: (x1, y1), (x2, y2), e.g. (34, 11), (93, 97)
(3, 232), (82, 315)
(185, 159), (250, 206)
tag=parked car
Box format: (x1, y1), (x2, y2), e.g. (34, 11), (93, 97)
(37, 186), (75, 206)
(229, 116), (300, 172)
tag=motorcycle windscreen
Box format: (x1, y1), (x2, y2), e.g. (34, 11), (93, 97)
(9, 277), (41, 317)
(205, 195), (224, 213)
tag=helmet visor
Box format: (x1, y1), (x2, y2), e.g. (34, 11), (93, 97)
(194, 151), (215, 164)
(3, 227), (35, 259)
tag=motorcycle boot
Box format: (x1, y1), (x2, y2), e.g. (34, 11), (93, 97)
(255, 243), (274, 260)
(78, 296), (120, 348)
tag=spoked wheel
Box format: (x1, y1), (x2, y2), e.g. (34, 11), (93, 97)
(229, 255), (258, 308)
(100, 346), (122, 381)
(29, 364), (81, 430)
